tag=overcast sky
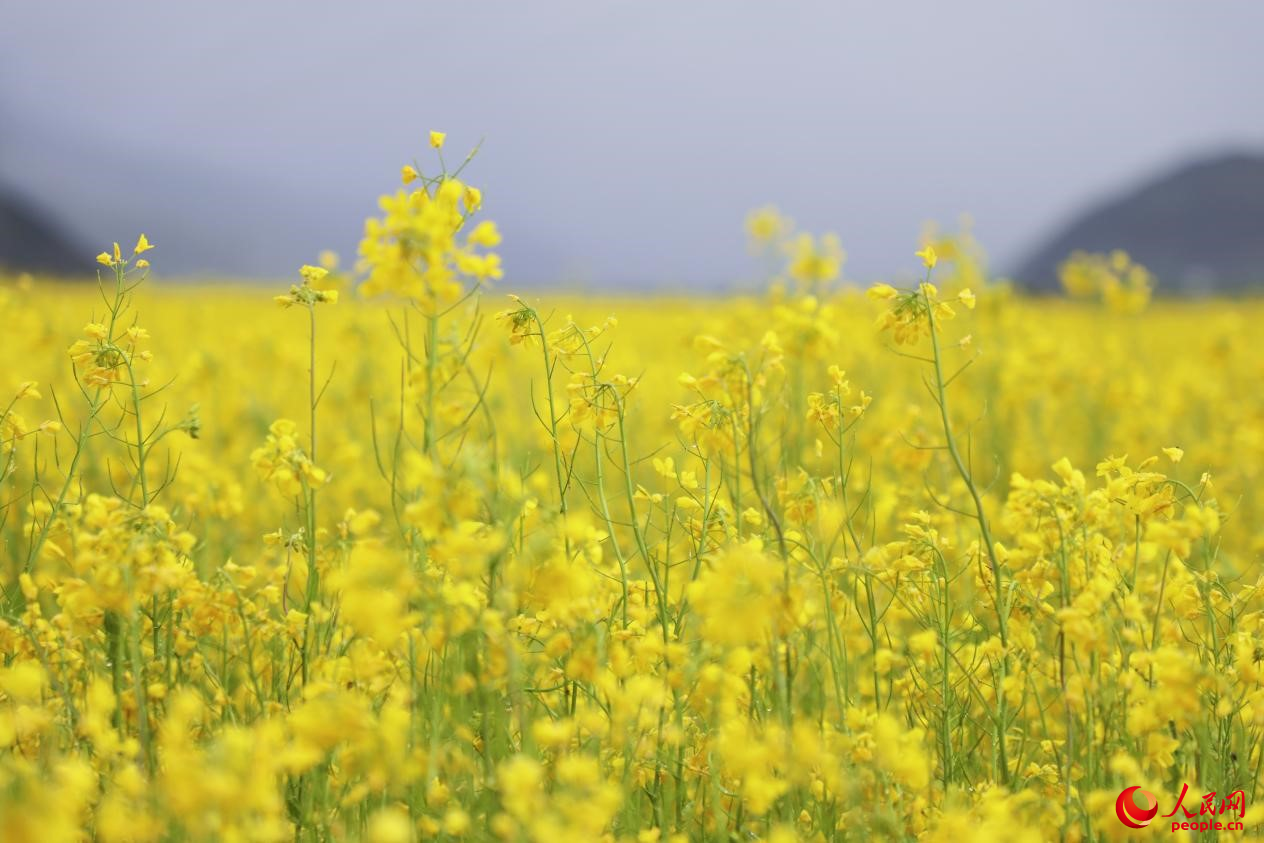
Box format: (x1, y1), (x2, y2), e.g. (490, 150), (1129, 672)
(3, 1), (1262, 285)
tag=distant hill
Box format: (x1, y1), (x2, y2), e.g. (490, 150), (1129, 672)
(1012, 153), (1264, 293)
(0, 185), (84, 274)
(0, 114), (363, 279)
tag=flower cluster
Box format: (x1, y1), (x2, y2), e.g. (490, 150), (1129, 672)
(1059, 249), (1154, 313)
(358, 136), (501, 308)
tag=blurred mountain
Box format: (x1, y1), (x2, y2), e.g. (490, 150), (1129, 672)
(1012, 152), (1264, 293)
(0, 184), (85, 273)
(0, 108), (578, 284)
(0, 109), (365, 279)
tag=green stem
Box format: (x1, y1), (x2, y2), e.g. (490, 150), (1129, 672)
(923, 283), (1010, 784)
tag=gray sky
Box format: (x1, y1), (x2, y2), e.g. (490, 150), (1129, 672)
(3, 1), (1262, 286)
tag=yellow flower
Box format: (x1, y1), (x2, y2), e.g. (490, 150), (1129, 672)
(429, 130), (447, 149)
(1058, 250), (1154, 312)
(1162, 446), (1184, 463)
(468, 220), (501, 248)
(401, 165), (419, 184)
(915, 244), (938, 269)
(745, 205), (790, 246)
(867, 283), (899, 301)
(442, 807), (471, 835)
(299, 265), (329, 285)
(134, 233), (154, 254)
(367, 807), (412, 843)
(0, 662), (46, 701)
(786, 232), (844, 285)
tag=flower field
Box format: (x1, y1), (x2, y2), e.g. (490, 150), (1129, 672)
(2, 144), (1263, 841)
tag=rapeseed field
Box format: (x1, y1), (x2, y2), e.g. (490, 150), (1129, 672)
(2, 139), (1262, 841)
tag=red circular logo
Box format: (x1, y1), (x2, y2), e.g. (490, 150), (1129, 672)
(1116, 786), (1159, 828)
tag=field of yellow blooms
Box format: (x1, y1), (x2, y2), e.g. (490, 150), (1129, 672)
(3, 142), (1264, 842)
